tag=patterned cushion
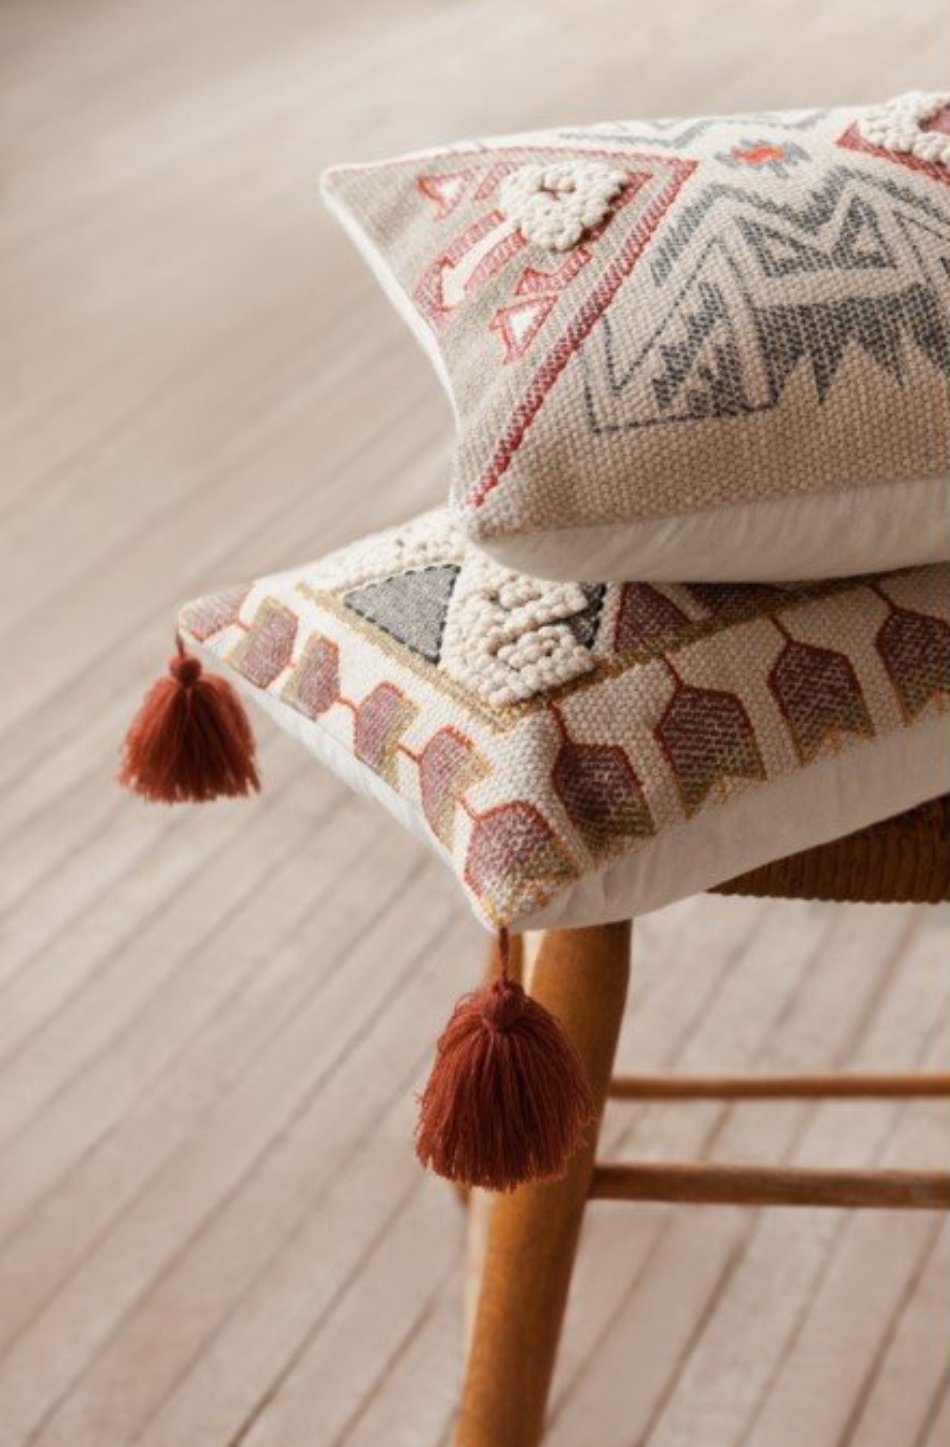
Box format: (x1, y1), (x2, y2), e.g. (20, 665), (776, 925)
(178, 511), (950, 931)
(322, 94), (950, 583)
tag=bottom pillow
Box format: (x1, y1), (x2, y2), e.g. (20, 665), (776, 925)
(178, 510), (950, 931)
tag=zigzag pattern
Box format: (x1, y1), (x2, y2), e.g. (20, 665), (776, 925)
(581, 164), (950, 433)
(756, 283), (950, 400)
(649, 164), (950, 283)
(555, 110), (829, 151)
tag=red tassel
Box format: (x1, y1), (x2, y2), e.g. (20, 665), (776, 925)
(119, 636), (260, 803)
(416, 929), (594, 1192)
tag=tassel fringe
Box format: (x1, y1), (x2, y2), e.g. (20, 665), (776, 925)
(119, 636), (260, 803)
(416, 928), (594, 1192)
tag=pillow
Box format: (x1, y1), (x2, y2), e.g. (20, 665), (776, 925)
(322, 94), (950, 583)
(178, 510), (950, 931)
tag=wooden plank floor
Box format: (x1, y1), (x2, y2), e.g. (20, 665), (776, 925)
(1, 1), (947, 1442)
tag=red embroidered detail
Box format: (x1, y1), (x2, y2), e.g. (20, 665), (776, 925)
(414, 212), (505, 327)
(354, 682), (417, 786)
(471, 153), (697, 507)
(655, 669), (766, 817)
(463, 800), (576, 924)
(228, 599), (297, 689)
(729, 142), (788, 166)
(490, 295), (558, 363)
(472, 160), (522, 200)
(837, 122), (950, 187)
(282, 635), (341, 720)
(613, 584), (690, 653)
(875, 596), (950, 721)
(179, 585), (249, 642)
(549, 707), (654, 858)
(768, 630), (874, 764)
(465, 229), (527, 294)
(515, 248), (592, 296)
(417, 170), (476, 219)
(419, 727), (488, 847)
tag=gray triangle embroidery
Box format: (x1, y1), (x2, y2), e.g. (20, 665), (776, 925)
(343, 565), (460, 662)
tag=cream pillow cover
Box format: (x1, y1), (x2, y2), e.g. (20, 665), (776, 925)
(178, 510), (950, 932)
(322, 95), (950, 583)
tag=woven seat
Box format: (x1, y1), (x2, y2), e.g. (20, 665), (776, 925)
(715, 793), (950, 904)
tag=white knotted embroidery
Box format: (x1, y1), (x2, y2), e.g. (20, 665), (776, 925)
(857, 92), (950, 167)
(499, 160), (627, 252)
(440, 562), (594, 707)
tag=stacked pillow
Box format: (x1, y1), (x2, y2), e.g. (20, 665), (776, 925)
(322, 92), (950, 582)
(179, 514), (950, 930)
(129, 94), (950, 1192)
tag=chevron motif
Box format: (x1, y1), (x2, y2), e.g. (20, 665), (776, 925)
(582, 165), (950, 433)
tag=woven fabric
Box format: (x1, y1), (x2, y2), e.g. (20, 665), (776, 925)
(178, 511), (950, 931)
(322, 95), (950, 582)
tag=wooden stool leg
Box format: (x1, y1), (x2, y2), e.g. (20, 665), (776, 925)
(454, 921), (632, 1447)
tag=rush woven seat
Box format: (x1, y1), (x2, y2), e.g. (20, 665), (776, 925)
(715, 793), (950, 903)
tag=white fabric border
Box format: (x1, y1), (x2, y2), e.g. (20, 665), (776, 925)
(478, 474), (950, 582)
(190, 634), (950, 934)
(320, 178), (457, 411)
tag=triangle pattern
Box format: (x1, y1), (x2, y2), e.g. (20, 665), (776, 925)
(830, 196), (895, 271)
(344, 565), (460, 663)
(738, 218), (832, 277)
(567, 585), (607, 647)
(490, 296), (557, 362)
(418, 171), (474, 220)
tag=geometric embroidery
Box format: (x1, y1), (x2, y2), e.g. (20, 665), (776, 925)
(769, 634), (874, 763)
(656, 675), (766, 816)
(343, 565), (459, 663)
(614, 584), (689, 652)
(179, 585), (249, 643)
(419, 728), (489, 847)
(551, 711), (655, 858)
(282, 635), (340, 720)
(382, 140), (697, 505)
(463, 801), (576, 926)
(179, 511), (949, 929)
(876, 602), (950, 721)
(580, 164), (950, 438)
(227, 598), (297, 688)
(323, 101), (950, 591)
(354, 683), (417, 787)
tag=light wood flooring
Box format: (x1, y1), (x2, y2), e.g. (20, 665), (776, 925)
(1, 1), (947, 1442)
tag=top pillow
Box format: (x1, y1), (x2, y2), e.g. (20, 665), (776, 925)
(323, 94), (950, 583)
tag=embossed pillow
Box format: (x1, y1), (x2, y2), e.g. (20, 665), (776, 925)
(322, 94), (950, 583)
(177, 510), (950, 931)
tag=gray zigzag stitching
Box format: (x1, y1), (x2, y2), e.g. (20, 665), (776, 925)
(581, 236), (774, 432)
(649, 164), (950, 285)
(581, 231), (950, 435)
(554, 110), (829, 150)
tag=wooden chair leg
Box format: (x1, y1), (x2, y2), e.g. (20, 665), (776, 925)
(454, 921), (632, 1447)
